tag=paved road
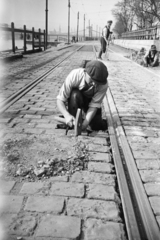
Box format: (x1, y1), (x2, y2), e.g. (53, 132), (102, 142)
(0, 42), (160, 239)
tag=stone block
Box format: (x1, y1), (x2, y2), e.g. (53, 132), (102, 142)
(87, 143), (109, 153)
(2, 195), (24, 213)
(36, 215), (81, 239)
(136, 159), (159, 170)
(133, 151), (158, 159)
(87, 184), (119, 202)
(67, 198), (120, 221)
(140, 170), (160, 183)
(89, 152), (111, 162)
(71, 171), (116, 186)
(20, 182), (48, 195)
(144, 183), (160, 196)
(149, 196), (160, 215)
(9, 213), (37, 236)
(0, 181), (15, 193)
(88, 162), (114, 173)
(50, 182), (84, 197)
(24, 196), (64, 213)
(85, 218), (126, 240)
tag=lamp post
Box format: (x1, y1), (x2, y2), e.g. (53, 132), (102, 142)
(68, 0), (71, 44)
(45, 0), (48, 49)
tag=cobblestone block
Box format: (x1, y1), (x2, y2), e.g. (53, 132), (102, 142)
(144, 183), (160, 196)
(20, 182), (49, 195)
(149, 196), (160, 215)
(2, 195), (24, 213)
(24, 196), (64, 213)
(85, 218), (126, 240)
(23, 114), (42, 119)
(89, 152), (111, 162)
(0, 118), (11, 123)
(133, 151), (158, 159)
(36, 215), (81, 239)
(50, 175), (69, 182)
(88, 143), (109, 153)
(71, 171), (116, 186)
(29, 107), (46, 112)
(136, 159), (159, 170)
(140, 170), (160, 183)
(0, 180), (15, 193)
(87, 184), (119, 202)
(88, 162), (114, 173)
(67, 198), (120, 221)
(50, 182), (84, 197)
(9, 213), (37, 236)
(127, 136), (147, 143)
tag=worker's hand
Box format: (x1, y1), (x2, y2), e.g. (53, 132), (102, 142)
(65, 114), (75, 128)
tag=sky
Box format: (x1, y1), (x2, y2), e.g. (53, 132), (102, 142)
(0, 0), (119, 35)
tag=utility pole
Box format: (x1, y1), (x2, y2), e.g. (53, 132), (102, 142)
(77, 12), (79, 42)
(45, 0), (48, 49)
(68, 0), (71, 44)
(84, 14), (85, 41)
(89, 20), (90, 39)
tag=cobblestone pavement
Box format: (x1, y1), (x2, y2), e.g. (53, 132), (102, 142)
(104, 45), (160, 228)
(0, 43), (127, 240)
(0, 42), (160, 239)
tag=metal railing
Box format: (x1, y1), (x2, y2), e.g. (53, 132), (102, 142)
(121, 25), (160, 40)
(0, 22), (46, 53)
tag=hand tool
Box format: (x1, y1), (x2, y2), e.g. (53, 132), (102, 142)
(54, 108), (82, 136)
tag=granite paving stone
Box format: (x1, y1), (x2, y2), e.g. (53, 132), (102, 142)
(87, 143), (109, 153)
(89, 152), (111, 162)
(36, 215), (81, 239)
(144, 183), (160, 196)
(1, 195), (24, 213)
(0, 180), (16, 193)
(67, 198), (120, 221)
(24, 196), (64, 213)
(85, 218), (126, 240)
(20, 182), (49, 195)
(71, 171), (116, 186)
(50, 182), (84, 197)
(149, 196), (160, 215)
(87, 184), (120, 202)
(136, 159), (160, 170)
(140, 170), (160, 183)
(88, 162), (114, 173)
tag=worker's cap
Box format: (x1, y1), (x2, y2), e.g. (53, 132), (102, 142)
(85, 60), (108, 85)
(151, 45), (156, 50)
(107, 20), (113, 24)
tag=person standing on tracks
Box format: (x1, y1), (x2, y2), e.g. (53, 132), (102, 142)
(143, 45), (159, 67)
(98, 20), (113, 60)
(56, 60), (108, 131)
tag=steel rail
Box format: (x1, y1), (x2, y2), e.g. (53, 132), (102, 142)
(103, 94), (141, 240)
(0, 45), (83, 114)
(105, 88), (160, 240)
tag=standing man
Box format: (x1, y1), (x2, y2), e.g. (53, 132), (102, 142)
(98, 20), (113, 60)
(56, 60), (108, 131)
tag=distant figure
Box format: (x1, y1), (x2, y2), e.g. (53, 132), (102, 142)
(143, 45), (159, 67)
(72, 36), (76, 43)
(98, 20), (113, 60)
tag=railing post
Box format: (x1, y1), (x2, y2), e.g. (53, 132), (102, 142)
(44, 30), (46, 50)
(32, 27), (35, 51)
(24, 25), (27, 53)
(11, 22), (15, 53)
(39, 28), (41, 50)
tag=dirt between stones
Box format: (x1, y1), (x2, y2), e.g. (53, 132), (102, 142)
(0, 133), (90, 182)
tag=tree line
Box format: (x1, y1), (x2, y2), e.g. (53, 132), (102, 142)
(112, 0), (160, 36)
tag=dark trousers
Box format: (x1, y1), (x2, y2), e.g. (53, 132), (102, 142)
(98, 37), (107, 58)
(146, 57), (159, 67)
(68, 89), (107, 131)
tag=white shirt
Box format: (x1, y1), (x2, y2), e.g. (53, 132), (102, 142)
(57, 68), (108, 108)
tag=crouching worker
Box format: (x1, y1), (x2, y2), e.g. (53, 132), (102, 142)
(143, 45), (159, 67)
(56, 60), (108, 131)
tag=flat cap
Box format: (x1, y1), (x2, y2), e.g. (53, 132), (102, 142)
(151, 45), (156, 50)
(85, 60), (108, 85)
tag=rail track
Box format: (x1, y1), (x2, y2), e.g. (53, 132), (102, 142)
(1, 44), (160, 239)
